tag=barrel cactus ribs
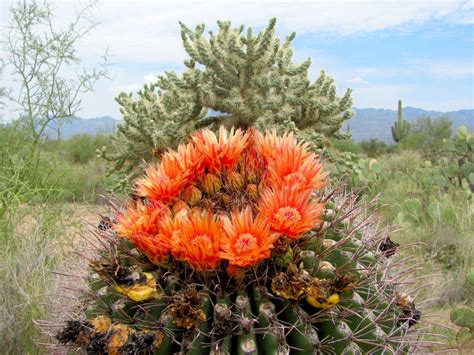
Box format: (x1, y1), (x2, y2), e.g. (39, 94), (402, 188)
(57, 127), (422, 354)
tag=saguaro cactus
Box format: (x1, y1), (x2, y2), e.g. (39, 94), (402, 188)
(391, 100), (411, 143)
(56, 128), (426, 354)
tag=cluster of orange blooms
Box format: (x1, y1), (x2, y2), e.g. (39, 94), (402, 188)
(114, 127), (328, 273)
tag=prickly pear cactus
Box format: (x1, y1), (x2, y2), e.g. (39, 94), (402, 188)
(450, 267), (474, 345)
(56, 128), (422, 354)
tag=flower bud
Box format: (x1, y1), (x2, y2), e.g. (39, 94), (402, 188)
(202, 173), (221, 195)
(221, 193), (231, 205)
(172, 199), (190, 215)
(182, 185), (202, 205)
(246, 184), (258, 199)
(227, 171), (244, 190)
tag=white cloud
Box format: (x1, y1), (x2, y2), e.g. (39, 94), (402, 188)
(68, 0), (472, 64)
(2, 0), (472, 118)
(347, 76), (369, 84)
(144, 73), (159, 84)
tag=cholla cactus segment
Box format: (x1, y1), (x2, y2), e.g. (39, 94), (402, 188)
(57, 128), (426, 354)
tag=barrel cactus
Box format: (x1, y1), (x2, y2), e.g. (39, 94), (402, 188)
(56, 127), (422, 354)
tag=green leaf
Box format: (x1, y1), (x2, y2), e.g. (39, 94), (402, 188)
(435, 176), (449, 188)
(456, 125), (468, 140)
(404, 198), (422, 215)
(451, 306), (474, 329)
(422, 176), (432, 189)
(461, 162), (474, 178)
(469, 173), (474, 185)
(427, 202), (440, 221)
(456, 328), (473, 345)
(446, 163), (459, 178)
(443, 140), (456, 152)
(466, 268), (474, 287)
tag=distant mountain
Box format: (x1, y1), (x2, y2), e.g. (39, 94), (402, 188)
(346, 107), (473, 143)
(44, 116), (118, 139)
(46, 107), (472, 142)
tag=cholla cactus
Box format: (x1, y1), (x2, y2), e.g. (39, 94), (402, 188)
(58, 128), (424, 354)
(102, 18), (353, 178)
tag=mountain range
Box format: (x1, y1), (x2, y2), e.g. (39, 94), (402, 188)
(47, 107), (473, 143)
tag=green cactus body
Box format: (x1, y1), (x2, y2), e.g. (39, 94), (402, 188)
(57, 203), (420, 354)
(391, 100), (411, 143)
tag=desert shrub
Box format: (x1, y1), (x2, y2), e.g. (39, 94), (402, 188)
(0, 126), (74, 352)
(359, 138), (390, 158)
(330, 137), (363, 154)
(0, 204), (72, 353)
(43, 134), (110, 164)
(357, 150), (473, 303)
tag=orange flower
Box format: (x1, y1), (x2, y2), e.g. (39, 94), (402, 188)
(254, 129), (312, 163)
(136, 157), (192, 203)
(267, 150), (328, 191)
(114, 200), (164, 238)
(132, 233), (171, 265)
(192, 126), (249, 173)
(114, 201), (170, 264)
(258, 187), (324, 238)
(220, 208), (278, 268)
(166, 142), (203, 177)
(171, 210), (224, 271)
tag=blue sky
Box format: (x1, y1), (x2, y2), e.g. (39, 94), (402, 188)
(1, 0), (473, 119)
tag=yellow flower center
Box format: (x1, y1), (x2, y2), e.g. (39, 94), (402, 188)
(275, 206), (301, 225)
(235, 233), (258, 251)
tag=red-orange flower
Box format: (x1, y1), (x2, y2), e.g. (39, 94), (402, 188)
(258, 186), (324, 238)
(170, 210), (224, 271)
(267, 149), (328, 191)
(254, 129), (312, 163)
(220, 208), (278, 268)
(114, 200), (164, 238)
(166, 142), (203, 177)
(192, 126), (249, 173)
(136, 154), (192, 203)
(114, 201), (170, 264)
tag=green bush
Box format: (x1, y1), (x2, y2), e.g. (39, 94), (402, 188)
(330, 138), (363, 154)
(0, 126), (78, 352)
(42, 133), (110, 164)
(356, 150), (473, 304)
(359, 138), (390, 158)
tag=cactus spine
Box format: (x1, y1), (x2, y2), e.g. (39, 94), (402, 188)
(55, 128), (426, 354)
(391, 100), (410, 143)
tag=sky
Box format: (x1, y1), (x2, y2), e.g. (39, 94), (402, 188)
(1, 0), (473, 119)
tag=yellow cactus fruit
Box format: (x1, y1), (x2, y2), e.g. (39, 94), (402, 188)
(91, 315), (112, 333)
(306, 292), (340, 309)
(108, 324), (132, 355)
(114, 272), (161, 302)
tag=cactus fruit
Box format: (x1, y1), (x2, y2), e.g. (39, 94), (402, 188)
(391, 100), (410, 143)
(56, 128), (423, 354)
